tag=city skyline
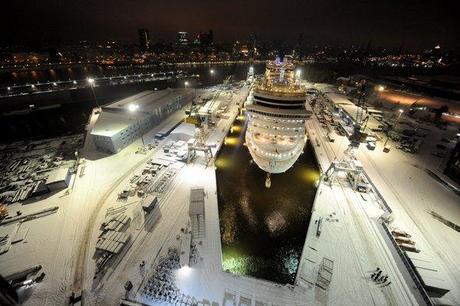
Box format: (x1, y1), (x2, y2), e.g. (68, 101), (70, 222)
(4, 0), (460, 51)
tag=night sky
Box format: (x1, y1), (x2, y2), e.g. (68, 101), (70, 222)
(5, 0), (459, 50)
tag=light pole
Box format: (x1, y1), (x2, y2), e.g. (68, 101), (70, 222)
(210, 69), (216, 86)
(397, 108), (404, 118)
(184, 80), (198, 118)
(128, 104), (145, 146)
(87, 77), (100, 108)
(185, 80), (196, 96)
(384, 108), (404, 147)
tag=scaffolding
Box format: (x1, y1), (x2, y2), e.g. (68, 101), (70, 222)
(316, 257), (334, 290)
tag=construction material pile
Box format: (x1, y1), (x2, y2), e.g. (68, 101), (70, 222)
(141, 249), (197, 305)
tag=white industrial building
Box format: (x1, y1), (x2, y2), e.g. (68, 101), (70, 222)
(91, 89), (194, 153)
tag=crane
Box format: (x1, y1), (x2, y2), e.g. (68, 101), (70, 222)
(349, 79), (368, 148)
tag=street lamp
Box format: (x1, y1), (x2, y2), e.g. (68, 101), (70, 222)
(184, 81), (189, 87)
(87, 77), (100, 108)
(128, 104), (139, 112)
(384, 109), (404, 148)
(377, 85), (385, 92)
(210, 69), (215, 75)
(127, 104), (145, 145)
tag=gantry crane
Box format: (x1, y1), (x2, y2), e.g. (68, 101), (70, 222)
(349, 79), (369, 148)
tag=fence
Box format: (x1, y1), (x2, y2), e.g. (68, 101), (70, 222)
(362, 170), (393, 215)
(380, 222), (433, 306)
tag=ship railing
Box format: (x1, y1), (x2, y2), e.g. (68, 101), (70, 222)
(246, 107), (311, 119)
(266, 61), (295, 70)
(361, 170), (393, 215)
(253, 87), (306, 97)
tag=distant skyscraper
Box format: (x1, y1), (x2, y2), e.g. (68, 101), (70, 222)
(249, 33), (257, 58)
(176, 32), (189, 47)
(295, 33), (303, 58)
(196, 30), (213, 47)
(138, 28), (150, 51)
(206, 29), (214, 45)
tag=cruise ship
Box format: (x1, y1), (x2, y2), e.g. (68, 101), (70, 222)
(245, 55), (311, 187)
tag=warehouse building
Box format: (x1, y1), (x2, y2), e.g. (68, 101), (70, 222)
(91, 89), (194, 153)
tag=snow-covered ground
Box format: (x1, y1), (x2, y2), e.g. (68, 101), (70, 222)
(355, 127), (460, 305)
(125, 83), (422, 305)
(0, 102), (198, 305)
(2, 81), (459, 306)
(309, 83), (460, 305)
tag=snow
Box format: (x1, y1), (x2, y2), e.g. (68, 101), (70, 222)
(0, 103), (197, 305)
(2, 82), (459, 306)
(308, 83), (460, 305)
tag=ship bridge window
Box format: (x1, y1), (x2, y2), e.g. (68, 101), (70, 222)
(248, 109), (308, 120)
(256, 101), (304, 109)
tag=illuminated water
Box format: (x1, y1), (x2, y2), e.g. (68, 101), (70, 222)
(216, 114), (320, 284)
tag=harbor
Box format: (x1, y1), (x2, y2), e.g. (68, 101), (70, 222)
(1, 62), (460, 306)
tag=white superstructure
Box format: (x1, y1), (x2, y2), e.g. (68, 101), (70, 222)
(245, 56), (311, 175)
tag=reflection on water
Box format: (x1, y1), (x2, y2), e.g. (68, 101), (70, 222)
(216, 114), (319, 284)
(1, 63), (262, 86)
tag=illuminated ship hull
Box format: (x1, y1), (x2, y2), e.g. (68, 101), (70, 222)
(245, 57), (311, 174)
